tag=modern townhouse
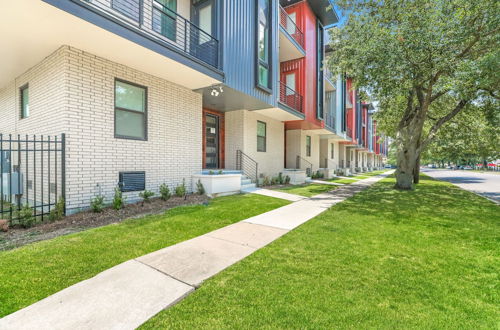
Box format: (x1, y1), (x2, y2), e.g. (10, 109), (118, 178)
(0, 0), (386, 216)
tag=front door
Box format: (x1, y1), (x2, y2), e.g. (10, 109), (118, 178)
(205, 113), (219, 169)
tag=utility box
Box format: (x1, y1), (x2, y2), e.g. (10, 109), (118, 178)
(1, 151), (10, 173)
(2, 172), (24, 197)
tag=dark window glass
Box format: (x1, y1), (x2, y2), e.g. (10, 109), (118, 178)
(20, 85), (29, 119)
(306, 135), (311, 157)
(152, 0), (177, 41)
(257, 121), (267, 152)
(331, 143), (334, 159)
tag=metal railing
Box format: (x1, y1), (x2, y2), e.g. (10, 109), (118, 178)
(324, 111), (336, 131)
(346, 127), (353, 138)
(75, 0), (219, 68)
(279, 6), (304, 48)
(236, 150), (259, 186)
(296, 155), (313, 176)
(279, 82), (303, 114)
(1, 134), (66, 226)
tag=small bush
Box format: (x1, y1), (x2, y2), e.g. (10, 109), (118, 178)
(218, 170), (223, 175)
(262, 176), (271, 186)
(196, 180), (205, 195)
(113, 187), (125, 210)
(271, 177), (278, 185)
(159, 184), (171, 201)
(277, 172), (284, 184)
(285, 175), (291, 184)
(139, 190), (155, 204)
(175, 179), (187, 197)
(17, 204), (35, 228)
(49, 198), (65, 222)
(90, 195), (105, 213)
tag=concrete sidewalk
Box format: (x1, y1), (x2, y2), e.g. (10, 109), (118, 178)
(0, 171), (393, 330)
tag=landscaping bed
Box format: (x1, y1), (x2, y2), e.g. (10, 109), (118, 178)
(0, 194), (208, 251)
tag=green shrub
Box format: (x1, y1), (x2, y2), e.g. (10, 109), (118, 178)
(278, 172), (284, 184)
(285, 175), (291, 184)
(17, 204), (35, 228)
(218, 170), (223, 175)
(113, 187), (125, 210)
(139, 190), (155, 204)
(175, 179), (187, 197)
(49, 197), (65, 221)
(262, 176), (271, 186)
(196, 180), (205, 195)
(271, 177), (278, 185)
(159, 184), (171, 201)
(90, 195), (105, 213)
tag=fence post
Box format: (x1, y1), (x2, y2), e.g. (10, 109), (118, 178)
(61, 133), (66, 216)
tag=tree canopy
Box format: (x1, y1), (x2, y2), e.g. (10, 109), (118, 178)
(327, 0), (499, 188)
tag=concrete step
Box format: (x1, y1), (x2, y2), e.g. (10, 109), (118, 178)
(241, 183), (256, 190)
(241, 178), (252, 185)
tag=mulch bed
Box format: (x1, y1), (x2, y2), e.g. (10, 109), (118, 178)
(0, 194), (209, 251)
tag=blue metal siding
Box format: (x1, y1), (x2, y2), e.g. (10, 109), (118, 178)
(221, 0), (279, 108)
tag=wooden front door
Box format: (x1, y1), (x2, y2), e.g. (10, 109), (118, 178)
(203, 109), (224, 169)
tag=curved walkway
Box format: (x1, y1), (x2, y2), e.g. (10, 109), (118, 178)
(0, 171), (393, 330)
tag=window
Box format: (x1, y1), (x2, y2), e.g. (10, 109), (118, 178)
(153, 0), (177, 41)
(306, 135), (311, 157)
(115, 79), (147, 140)
(316, 21), (324, 119)
(256, 0), (271, 91)
(331, 143), (334, 159)
(112, 0), (141, 22)
(286, 73), (296, 95)
(20, 85), (29, 119)
(119, 171), (146, 192)
(257, 121), (267, 152)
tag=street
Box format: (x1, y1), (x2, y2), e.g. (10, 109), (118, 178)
(423, 169), (500, 203)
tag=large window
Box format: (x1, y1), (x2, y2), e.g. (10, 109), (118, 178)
(115, 79), (147, 140)
(20, 85), (29, 119)
(306, 135), (311, 157)
(316, 21), (324, 119)
(257, 121), (267, 152)
(331, 143), (334, 159)
(153, 0), (177, 41)
(256, 0), (271, 91)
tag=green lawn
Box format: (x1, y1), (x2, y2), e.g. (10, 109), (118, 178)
(0, 194), (289, 317)
(327, 177), (360, 184)
(143, 176), (499, 329)
(273, 183), (338, 197)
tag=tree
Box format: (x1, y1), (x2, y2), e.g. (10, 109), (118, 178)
(328, 0), (499, 189)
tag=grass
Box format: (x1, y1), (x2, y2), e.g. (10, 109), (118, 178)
(0, 194), (290, 317)
(142, 175), (499, 329)
(273, 183), (338, 197)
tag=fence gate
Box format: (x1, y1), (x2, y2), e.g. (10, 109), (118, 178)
(0, 134), (66, 225)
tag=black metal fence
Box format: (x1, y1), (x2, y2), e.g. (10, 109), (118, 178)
(0, 134), (66, 225)
(236, 150), (259, 186)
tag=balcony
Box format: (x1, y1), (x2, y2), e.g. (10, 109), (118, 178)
(78, 0), (219, 68)
(0, 0), (223, 91)
(279, 82), (303, 114)
(279, 6), (305, 61)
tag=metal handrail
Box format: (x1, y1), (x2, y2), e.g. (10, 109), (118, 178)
(296, 155), (312, 176)
(236, 150), (259, 186)
(279, 81), (303, 113)
(279, 6), (304, 48)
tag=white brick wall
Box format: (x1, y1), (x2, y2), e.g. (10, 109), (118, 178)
(0, 46), (203, 212)
(225, 110), (285, 178)
(319, 139), (340, 169)
(285, 129), (320, 171)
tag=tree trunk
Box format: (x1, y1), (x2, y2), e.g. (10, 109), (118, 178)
(413, 155), (420, 183)
(395, 131), (419, 190)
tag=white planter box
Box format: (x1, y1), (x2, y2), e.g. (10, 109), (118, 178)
(282, 169), (307, 185)
(318, 168), (335, 179)
(192, 173), (241, 197)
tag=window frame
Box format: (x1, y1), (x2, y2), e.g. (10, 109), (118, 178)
(20, 84), (29, 119)
(257, 120), (267, 152)
(255, 0), (272, 93)
(306, 135), (311, 157)
(114, 78), (148, 141)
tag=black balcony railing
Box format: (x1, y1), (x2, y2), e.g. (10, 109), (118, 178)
(280, 6), (304, 48)
(76, 0), (219, 69)
(279, 82), (303, 114)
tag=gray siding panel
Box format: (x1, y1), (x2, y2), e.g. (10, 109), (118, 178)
(222, 0), (279, 108)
